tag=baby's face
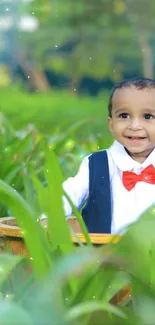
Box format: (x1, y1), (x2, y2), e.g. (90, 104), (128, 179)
(108, 86), (155, 162)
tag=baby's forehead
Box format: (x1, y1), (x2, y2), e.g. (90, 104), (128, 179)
(112, 86), (155, 106)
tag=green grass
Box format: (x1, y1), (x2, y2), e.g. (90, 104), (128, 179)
(0, 86), (110, 138)
(1, 107), (155, 324)
(0, 107), (113, 218)
(0, 141), (155, 324)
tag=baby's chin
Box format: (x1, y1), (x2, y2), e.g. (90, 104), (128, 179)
(124, 145), (154, 159)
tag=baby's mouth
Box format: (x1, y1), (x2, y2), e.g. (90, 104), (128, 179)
(126, 136), (146, 140)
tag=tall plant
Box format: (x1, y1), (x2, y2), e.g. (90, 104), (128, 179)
(0, 142), (155, 324)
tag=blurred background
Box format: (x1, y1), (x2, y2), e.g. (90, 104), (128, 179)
(1, 0), (155, 176)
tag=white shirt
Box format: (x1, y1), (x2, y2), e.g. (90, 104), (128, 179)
(63, 140), (155, 234)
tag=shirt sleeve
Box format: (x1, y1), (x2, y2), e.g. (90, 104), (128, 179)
(62, 156), (89, 217)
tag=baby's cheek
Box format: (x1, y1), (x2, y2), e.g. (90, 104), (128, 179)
(148, 124), (155, 132)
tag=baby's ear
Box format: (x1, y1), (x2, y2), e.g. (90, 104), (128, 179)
(108, 116), (113, 133)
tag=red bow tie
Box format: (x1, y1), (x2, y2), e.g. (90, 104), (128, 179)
(122, 164), (155, 191)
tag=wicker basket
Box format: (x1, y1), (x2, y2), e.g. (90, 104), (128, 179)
(0, 216), (130, 305)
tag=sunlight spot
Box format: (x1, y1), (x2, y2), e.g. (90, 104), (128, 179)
(93, 296), (95, 299)
(0, 266), (4, 273)
(28, 76), (30, 78)
(55, 45), (58, 48)
(6, 8), (9, 12)
(30, 257), (33, 260)
(65, 139), (74, 149)
(21, 230), (27, 236)
(89, 57), (92, 60)
(5, 293), (14, 300)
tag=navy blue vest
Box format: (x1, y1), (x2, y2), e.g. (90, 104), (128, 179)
(82, 150), (112, 233)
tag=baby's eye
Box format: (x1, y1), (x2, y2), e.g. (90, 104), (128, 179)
(119, 113), (129, 119)
(144, 113), (154, 120)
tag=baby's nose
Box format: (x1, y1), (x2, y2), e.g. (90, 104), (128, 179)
(129, 118), (142, 130)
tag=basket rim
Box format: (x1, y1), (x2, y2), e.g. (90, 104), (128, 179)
(0, 217), (120, 244)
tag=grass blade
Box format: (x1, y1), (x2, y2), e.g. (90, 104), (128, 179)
(45, 147), (74, 251)
(0, 179), (52, 278)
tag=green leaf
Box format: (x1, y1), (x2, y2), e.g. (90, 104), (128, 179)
(0, 301), (33, 325)
(0, 254), (23, 287)
(31, 174), (50, 217)
(4, 166), (21, 185)
(45, 147), (74, 251)
(114, 206), (155, 284)
(71, 260), (119, 306)
(64, 191), (92, 246)
(66, 301), (127, 322)
(131, 276), (155, 325)
(0, 179), (51, 278)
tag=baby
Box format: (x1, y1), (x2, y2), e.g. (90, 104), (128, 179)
(63, 78), (155, 234)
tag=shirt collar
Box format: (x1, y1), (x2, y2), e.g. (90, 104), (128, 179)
(108, 140), (155, 171)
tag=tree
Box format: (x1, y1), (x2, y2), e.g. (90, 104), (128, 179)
(15, 0), (155, 90)
(125, 0), (155, 79)
(1, 0), (51, 91)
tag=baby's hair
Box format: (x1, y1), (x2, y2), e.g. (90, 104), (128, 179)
(108, 77), (155, 117)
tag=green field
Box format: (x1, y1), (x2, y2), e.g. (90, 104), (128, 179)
(0, 86), (110, 136)
(0, 87), (155, 325)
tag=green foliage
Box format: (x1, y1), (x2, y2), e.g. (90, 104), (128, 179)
(4, 0), (155, 89)
(0, 140), (155, 324)
(0, 87), (113, 179)
(22, 0), (155, 81)
(0, 113), (45, 217)
(0, 87), (109, 135)
(0, 111), (113, 218)
(0, 1), (155, 322)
